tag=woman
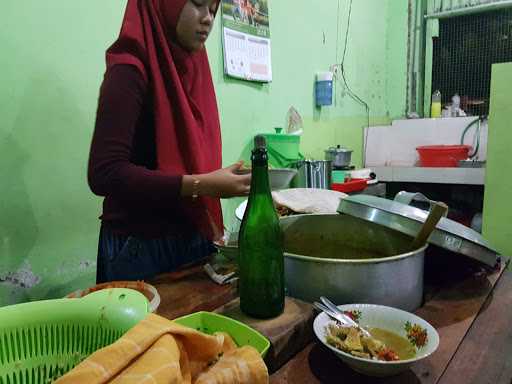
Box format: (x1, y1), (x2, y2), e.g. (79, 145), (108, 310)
(88, 0), (250, 283)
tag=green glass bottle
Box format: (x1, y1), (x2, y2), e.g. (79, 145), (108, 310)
(238, 135), (285, 319)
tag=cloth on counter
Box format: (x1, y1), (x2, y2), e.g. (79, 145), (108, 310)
(271, 188), (348, 214)
(55, 313), (268, 384)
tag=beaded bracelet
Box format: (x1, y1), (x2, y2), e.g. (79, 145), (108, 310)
(191, 178), (201, 200)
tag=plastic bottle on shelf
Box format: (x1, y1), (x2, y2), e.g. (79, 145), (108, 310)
(451, 93), (461, 117)
(431, 90), (442, 118)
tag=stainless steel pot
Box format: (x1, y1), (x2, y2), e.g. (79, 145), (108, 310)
(325, 145), (353, 168)
(280, 214), (426, 312)
(292, 160), (332, 189)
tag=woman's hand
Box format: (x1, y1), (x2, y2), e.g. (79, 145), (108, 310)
(182, 161), (251, 198)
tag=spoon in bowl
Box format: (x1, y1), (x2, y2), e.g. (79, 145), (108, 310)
(314, 299), (371, 338)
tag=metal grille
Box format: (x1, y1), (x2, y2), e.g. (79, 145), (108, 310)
(430, 0), (512, 13)
(432, 9), (512, 116)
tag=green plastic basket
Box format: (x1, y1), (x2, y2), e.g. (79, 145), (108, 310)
(0, 288), (149, 383)
(174, 311), (270, 358)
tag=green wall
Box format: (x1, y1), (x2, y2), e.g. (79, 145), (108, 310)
(483, 63), (512, 257)
(214, 0), (409, 227)
(0, 0), (409, 305)
(0, 2), (127, 305)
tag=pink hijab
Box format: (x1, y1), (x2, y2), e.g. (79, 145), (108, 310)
(106, 0), (223, 239)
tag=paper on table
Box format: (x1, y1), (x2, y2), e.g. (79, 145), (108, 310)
(204, 264), (238, 285)
(271, 188), (347, 214)
(234, 189), (348, 221)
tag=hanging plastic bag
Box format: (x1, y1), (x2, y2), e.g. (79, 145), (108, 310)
(286, 106), (304, 136)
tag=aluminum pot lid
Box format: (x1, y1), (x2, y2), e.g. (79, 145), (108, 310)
(325, 145), (352, 154)
(337, 194), (500, 269)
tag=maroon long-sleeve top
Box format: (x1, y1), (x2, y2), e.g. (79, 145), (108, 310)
(88, 64), (194, 238)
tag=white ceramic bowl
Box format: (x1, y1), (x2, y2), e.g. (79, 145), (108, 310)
(269, 168), (298, 190)
(313, 304), (439, 377)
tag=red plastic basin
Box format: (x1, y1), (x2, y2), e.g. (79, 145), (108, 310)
(331, 179), (368, 193)
(416, 145), (471, 167)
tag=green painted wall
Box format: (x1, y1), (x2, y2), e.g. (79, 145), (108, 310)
(0, 2), (127, 305)
(483, 63), (512, 257)
(215, 0), (409, 226)
(0, 0), (409, 305)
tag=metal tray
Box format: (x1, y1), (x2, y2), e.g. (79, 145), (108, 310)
(338, 194), (500, 270)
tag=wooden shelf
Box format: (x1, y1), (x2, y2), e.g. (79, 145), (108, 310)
(372, 166), (486, 185)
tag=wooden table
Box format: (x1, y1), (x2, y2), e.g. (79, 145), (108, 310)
(150, 257), (512, 384)
(271, 262), (512, 384)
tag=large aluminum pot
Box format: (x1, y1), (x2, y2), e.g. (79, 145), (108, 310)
(325, 145), (353, 168)
(280, 214), (427, 312)
(292, 160), (332, 189)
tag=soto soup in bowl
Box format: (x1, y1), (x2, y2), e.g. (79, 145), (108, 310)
(313, 303), (439, 377)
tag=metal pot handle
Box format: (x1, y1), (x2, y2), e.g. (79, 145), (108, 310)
(394, 191), (449, 217)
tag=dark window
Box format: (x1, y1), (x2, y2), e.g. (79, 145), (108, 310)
(432, 9), (512, 116)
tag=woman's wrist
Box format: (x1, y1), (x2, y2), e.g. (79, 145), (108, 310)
(181, 173), (213, 197)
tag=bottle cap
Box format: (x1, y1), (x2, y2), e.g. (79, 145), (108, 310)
(316, 71), (333, 82)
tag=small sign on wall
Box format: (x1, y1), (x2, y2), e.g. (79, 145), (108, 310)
(221, 0), (272, 82)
